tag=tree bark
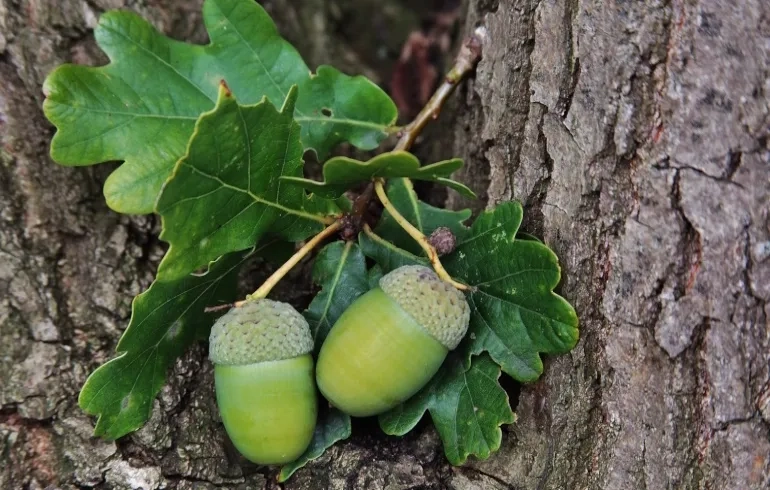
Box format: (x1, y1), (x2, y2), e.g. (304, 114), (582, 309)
(1, 0), (768, 489)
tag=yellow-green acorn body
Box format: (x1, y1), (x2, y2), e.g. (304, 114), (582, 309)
(209, 299), (317, 465)
(316, 265), (470, 417)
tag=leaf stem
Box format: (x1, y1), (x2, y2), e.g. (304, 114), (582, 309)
(241, 221), (342, 304)
(374, 178), (468, 291)
(394, 27), (486, 151)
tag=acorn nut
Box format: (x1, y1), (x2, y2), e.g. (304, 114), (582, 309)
(209, 299), (317, 464)
(316, 265), (470, 417)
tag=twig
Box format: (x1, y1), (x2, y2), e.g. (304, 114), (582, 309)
(394, 26), (486, 151)
(243, 221), (342, 303)
(204, 29), (486, 313)
(204, 303), (235, 314)
(206, 222), (341, 311)
(204, 223), (342, 313)
(352, 182), (375, 218)
(339, 182), (376, 241)
(374, 27), (486, 290)
(374, 178), (468, 291)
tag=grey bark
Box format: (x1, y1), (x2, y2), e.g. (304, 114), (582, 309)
(1, 0), (768, 489)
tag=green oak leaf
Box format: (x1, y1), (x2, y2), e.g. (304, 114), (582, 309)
(270, 194), (344, 243)
(155, 84), (335, 282)
(364, 189), (579, 380)
(374, 178), (471, 256)
(278, 407), (352, 482)
(43, 0), (397, 214)
(362, 192), (578, 462)
(379, 354), (515, 465)
(443, 202), (579, 381)
(304, 241), (370, 348)
(78, 251), (246, 439)
(283, 240), (374, 477)
(281, 152), (476, 199)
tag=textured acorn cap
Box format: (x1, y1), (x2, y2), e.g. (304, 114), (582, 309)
(209, 299), (313, 365)
(379, 265), (470, 350)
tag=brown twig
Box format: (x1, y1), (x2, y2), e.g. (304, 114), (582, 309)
(352, 182), (375, 218)
(204, 221), (342, 313)
(204, 303), (236, 314)
(374, 27), (486, 290)
(394, 26), (487, 151)
(244, 221), (342, 303)
(339, 182), (375, 241)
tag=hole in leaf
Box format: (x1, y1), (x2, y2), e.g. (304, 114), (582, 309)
(321, 108), (333, 117)
(498, 372), (521, 410)
(302, 149), (323, 180)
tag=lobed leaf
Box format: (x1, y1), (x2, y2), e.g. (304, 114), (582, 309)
(444, 202), (579, 381)
(379, 354), (515, 465)
(281, 152), (475, 199)
(78, 251), (246, 440)
(43, 0), (397, 214)
(155, 85), (336, 282)
(363, 187), (579, 381)
(361, 187), (579, 462)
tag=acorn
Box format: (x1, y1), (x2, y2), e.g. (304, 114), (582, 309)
(316, 265), (470, 417)
(209, 299), (317, 464)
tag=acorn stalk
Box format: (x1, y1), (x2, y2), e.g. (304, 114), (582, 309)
(209, 299), (317, 465)
(316, 265), (470, 417)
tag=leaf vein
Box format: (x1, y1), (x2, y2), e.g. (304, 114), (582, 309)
(295, 116), (390, 132)
(313, 241), (351, 343)
(49, 103), (198, 120)
(213, 3), (301, 116)
(454, 219), (516, 248)
(100, 23), (215, 104)
(474, 288), (568, 323)
(53, 115), (139, 151)
(462, 368), (492, 454)
(181, 162), (321, 222)
(472, 267), (554, 288)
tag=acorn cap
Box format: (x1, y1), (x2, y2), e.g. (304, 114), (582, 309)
(209, 299), (313, 365)
(379, 265), (470, 350)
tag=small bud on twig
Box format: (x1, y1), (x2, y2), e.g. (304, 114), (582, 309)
(429, 227), (457, 256)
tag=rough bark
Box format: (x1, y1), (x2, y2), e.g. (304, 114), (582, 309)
(1, 0), (768, 489)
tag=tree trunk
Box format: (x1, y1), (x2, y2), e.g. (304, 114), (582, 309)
(1, 0), (768, 489)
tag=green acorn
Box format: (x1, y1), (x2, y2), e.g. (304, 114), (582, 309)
(316, 265), (470, 417)
(209, 299), (317, 464)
